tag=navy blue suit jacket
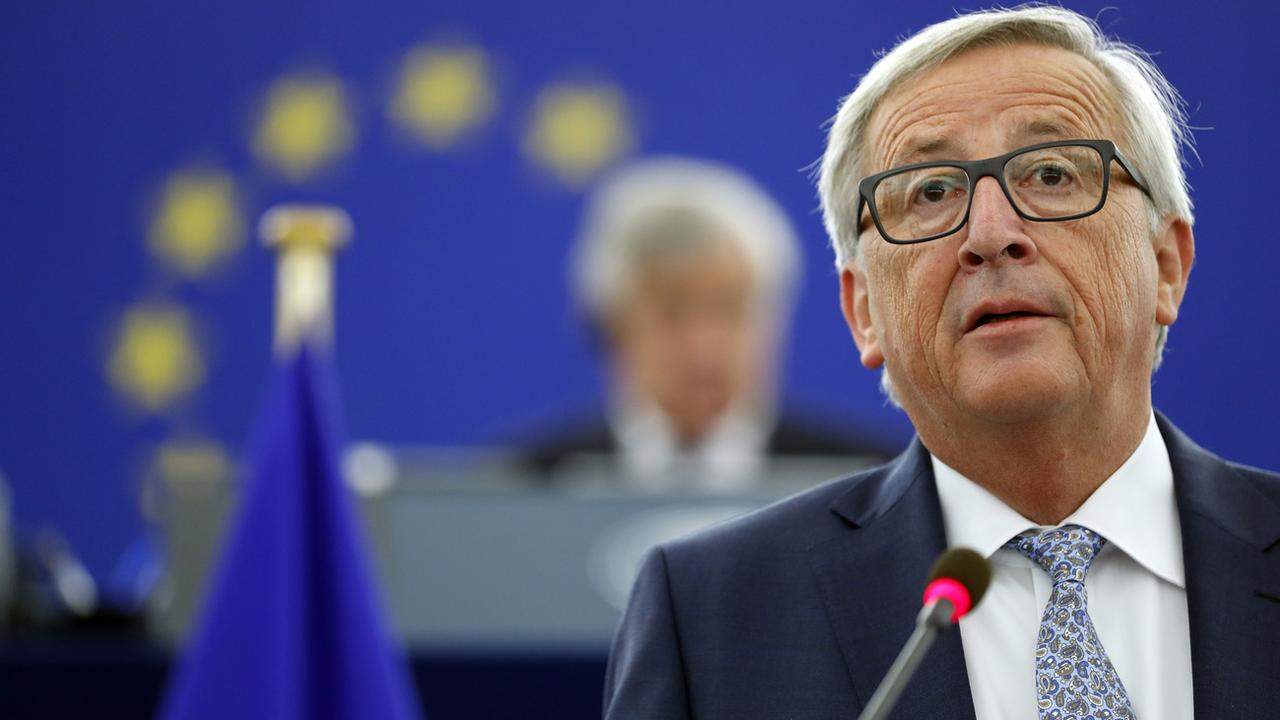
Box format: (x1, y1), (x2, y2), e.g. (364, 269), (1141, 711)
(603, 413), (1280, 718)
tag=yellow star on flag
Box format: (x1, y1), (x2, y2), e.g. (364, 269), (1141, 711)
(252, 73), (354, 181)
(107, 303), (205, 413)
(391, 44), (496, 149)
(148, 169), (244, 278)
(524, 82), (634, 187)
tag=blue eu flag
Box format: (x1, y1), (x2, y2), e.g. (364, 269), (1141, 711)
(158, 344), (423, 720)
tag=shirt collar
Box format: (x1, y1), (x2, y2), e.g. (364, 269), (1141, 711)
(610, 393), (771, 490)
(933, 411), (1184, 588)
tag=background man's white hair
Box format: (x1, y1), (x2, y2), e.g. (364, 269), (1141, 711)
(815, 4), (1195, 399)
(573, 156), (801, 325)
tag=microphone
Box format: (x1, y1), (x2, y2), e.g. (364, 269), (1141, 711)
(856, 548), (992, 720)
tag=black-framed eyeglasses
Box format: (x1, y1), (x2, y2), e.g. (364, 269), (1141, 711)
(856, 139), (1153, 245)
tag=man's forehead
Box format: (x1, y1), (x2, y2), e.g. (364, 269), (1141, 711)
(864, 44), (1120, 170)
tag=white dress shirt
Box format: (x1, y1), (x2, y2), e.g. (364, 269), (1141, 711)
(932, 412), (1194, 719)
(611, 397), (771, 493)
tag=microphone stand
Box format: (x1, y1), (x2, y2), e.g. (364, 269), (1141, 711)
(856, 598), (955, 720)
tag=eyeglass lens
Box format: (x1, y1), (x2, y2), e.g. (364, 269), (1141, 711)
(871, 144), (1107, 242)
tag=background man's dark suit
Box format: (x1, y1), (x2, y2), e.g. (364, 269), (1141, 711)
(603, 413), (1280, 718)
(523, 410), (898, 478)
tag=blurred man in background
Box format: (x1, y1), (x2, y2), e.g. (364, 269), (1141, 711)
(525, 157), (893, 491)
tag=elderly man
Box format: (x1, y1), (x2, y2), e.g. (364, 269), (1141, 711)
(526, 156), (893, 491)
(604, 6), (1279, 720)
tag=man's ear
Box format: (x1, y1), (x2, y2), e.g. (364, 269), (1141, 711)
(1154, 215), (1195, 327)
(840, 262), (884, 369)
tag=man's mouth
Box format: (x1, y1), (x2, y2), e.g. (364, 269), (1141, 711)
(963, 300), (1055, 333)
(972, 310), (1043, 329)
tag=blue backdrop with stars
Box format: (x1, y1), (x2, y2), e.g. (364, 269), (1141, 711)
(1, 0), (1276, 582)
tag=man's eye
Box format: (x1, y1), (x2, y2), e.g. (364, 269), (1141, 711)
(921, 183), (949, 202)
(916, 179), (959, 203)
(1035, 164), (1070, 186)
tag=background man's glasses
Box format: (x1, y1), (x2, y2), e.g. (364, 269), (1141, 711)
(856, 139), (1152, 245)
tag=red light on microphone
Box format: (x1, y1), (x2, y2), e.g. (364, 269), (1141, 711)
(922, 577), (972, 623)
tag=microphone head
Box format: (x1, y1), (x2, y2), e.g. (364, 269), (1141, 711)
(922, 548), (992, 623)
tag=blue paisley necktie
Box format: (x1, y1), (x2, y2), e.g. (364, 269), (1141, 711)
(1006, 525), (1136, 720)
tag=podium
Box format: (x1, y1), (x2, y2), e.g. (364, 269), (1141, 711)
(154, 448), (863, 649)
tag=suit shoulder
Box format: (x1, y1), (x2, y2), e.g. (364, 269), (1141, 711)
(1225, 459), (1280, 501)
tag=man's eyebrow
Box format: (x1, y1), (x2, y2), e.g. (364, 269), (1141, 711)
(888, 120), (1079, 168)
(894, 137), (961, 165)
(1015, 119), (1076, 141)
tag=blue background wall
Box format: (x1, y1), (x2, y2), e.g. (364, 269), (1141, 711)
(1, 0), (1276, 582)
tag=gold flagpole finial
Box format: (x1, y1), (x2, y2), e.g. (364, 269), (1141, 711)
(258, 205), (352, 357)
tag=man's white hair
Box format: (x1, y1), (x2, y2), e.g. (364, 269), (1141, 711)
(573, 156), (801, 324)
(815, 4), (1195, 398)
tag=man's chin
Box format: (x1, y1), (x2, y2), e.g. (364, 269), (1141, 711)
(953, 365), (1081, 426)
(667, 402), (731, 440)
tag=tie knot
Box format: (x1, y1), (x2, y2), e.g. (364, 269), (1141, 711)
(1005, 524), (1105, 585)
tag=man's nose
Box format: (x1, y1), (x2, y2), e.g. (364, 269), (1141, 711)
(957, 176), (1038, 269)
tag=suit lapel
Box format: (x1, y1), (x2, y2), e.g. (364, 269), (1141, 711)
(1160, 414), (1280, 718)
(808, 439), (976, 720)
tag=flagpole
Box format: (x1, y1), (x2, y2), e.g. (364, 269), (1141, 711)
(258, 204), (352, 356)
(157, 202), (424, 720)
